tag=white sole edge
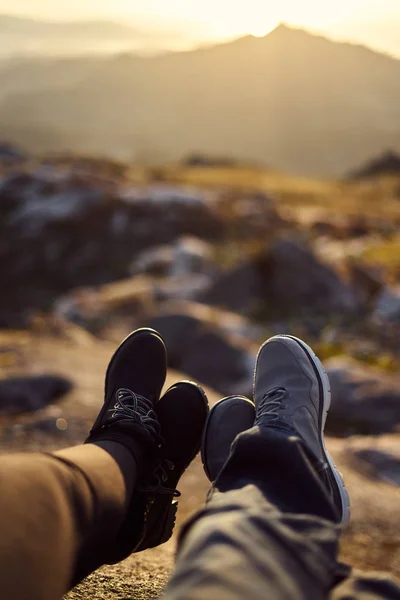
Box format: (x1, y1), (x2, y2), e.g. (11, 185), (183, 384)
(256, 334), (351, 527)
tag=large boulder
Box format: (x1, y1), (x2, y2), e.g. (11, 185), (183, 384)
(325, 357), (400, 436)
(260, 239), (361, 316)
(373, 286), (400, 324)
(143, 302), (257, 395)
(121, 185), (223, 244)
(200, 261), (262, 314)
(0, 170), (224, 326)
(201, 239), (361, 318)
(0, 375), (72, 415)
(349, 150), (400, 179)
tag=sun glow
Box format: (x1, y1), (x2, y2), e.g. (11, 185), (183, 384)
(112, 0), (370, 35)
(193, 0), (332, 39)
(1, 0), (400, 57)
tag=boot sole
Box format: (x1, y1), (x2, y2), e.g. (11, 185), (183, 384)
(275, 335), (351, 526)
(144, 499), (179, 550)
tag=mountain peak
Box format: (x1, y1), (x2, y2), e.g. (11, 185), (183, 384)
(268, 23), (306, 37)
(273, 22), (294, 32)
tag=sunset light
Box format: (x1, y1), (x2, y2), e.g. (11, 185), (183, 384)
(0, 0), (399, 57)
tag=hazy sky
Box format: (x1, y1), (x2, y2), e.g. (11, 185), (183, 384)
(2, 0), (400, 56)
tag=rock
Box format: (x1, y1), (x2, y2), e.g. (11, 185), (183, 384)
(178, 332), (254, 397)
(42, 153), (128, 179)
(3, 174), (104, 234)
(352, 449), (400, 486)
(311, 215), (370, 239)
(202, 239), (361, 318)
(0, 169), (224, 327)
(219, 191), (285, 239)
(171, 237), (216, 277)
(347, 262), (385, 303)
(155, 274), (215, 302)
(54, 276), (155, 332)
(349, 150), (400, 179)
(325, 357), (400, 436)
(130, 236), (216, 279)
(0, 142), (27, 165)
(121, 185), (223, 244)
(346, 436), (400, 487)
(373, 286), (400, 324)
(310, 220), (340, 238)
(130, 245), (175, 277)
(56, 273), (215, 331)
(0, 375), (72, 415)
(182, 153), (237, 168)
(143, 302), (257, 395)
(129, 237), (218, 303)
(200, 261), (262, 314)
(261, 239), (361, 315)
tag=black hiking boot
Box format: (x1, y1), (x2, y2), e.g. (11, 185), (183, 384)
(135, 380), (209, 552)
(85, 327), (167, 563)
(201, 395), (255, 482)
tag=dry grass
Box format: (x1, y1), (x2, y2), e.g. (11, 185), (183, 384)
(362, 235), (400, 274)
(129, 164), (400, 221)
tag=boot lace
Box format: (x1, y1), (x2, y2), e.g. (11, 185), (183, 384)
(255, 387), (287, 426)
(109, 388), (181, 498)
(107, 388), (161, 441)
(139, 458), (181, 498)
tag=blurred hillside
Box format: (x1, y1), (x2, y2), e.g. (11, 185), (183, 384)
(1, 25), (400, 175)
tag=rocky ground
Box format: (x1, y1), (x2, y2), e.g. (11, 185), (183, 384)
(0, 327), (399, 599)
(1, 155), (400, 598)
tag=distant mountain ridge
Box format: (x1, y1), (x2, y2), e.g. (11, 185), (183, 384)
(0, 14), (142, 39)
(1, 23), (400, 176)
(0, 13), (186, 57)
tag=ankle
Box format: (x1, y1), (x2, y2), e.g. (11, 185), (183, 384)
(92, 440), (142, 505)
